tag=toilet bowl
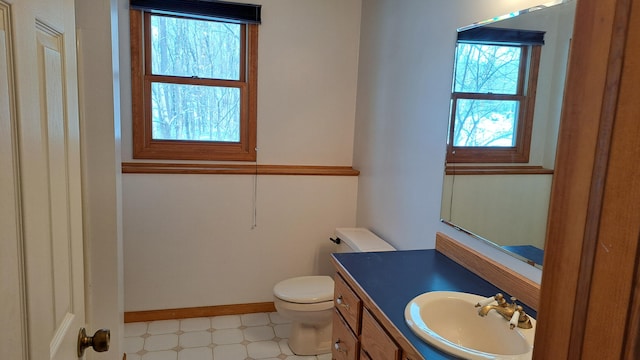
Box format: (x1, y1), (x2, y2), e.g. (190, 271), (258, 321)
(273, 228), (396, 355)
(273, 276), (335, 355)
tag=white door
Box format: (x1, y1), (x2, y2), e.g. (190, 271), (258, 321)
(0, 0), (98, 359)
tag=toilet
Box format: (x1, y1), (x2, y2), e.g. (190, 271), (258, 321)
(273, 228), (396, 355)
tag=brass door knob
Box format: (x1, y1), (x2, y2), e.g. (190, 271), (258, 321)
(77, 327), (110, 357)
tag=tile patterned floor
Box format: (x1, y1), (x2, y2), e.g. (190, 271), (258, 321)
(124, 312), (332, 360)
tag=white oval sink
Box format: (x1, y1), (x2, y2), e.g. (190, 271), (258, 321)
(405, 291), (536, 359)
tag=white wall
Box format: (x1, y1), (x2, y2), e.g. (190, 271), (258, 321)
(120, 0), (362, 165)
(121, 0), (362, 311)
(124, 175), (356, 310)
(353, 0), (546, 282)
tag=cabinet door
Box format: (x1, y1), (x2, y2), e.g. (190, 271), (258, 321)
(361, 308), (400, 360)
(334, 273), (362, 333)
(332, 310), (358, 360)
(361, 350), (372, 360)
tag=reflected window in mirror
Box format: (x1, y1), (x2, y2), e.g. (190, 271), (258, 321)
(441, 1), (577, 270)
(447, 27), (544, 163)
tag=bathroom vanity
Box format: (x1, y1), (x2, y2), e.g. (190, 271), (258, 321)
(330, 249), (537, 360)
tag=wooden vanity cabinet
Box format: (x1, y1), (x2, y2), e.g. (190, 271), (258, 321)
(361, 308), (401, 359)
(331, 271), (423, 360)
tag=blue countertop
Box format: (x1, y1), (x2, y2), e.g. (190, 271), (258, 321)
(332, 249), (536, 360)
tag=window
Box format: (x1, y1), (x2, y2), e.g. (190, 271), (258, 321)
(447, 27), (543, 163)
(130, 0), (260, 161)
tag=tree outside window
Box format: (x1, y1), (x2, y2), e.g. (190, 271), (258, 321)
(150, 16), (241, 143)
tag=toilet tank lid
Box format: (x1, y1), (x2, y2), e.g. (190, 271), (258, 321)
(335, 227), (396, 252)
(273, 276), (334, 304)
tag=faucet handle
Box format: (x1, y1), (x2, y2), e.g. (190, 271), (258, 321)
(508, 296), (524, 309)
(512, 305), (534, 329)
(509, 310), (521, 329)
(475, 295), (496, 307)
(475, 293), (505, 307)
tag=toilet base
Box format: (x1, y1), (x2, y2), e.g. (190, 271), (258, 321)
(288, 320), (332, 356)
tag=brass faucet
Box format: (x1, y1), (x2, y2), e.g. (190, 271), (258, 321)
(476, 293), (533, 329)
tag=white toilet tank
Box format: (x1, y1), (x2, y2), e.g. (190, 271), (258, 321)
(334, 227), (396, 253)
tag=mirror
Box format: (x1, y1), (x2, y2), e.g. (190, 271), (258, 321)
(440, 0), (577, 269)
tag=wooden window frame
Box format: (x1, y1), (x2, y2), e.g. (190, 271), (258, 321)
(446, 44), (541, 163)
(130, 10), (258, 161)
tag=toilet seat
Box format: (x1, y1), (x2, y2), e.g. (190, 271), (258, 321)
(273, 276), (334, 304)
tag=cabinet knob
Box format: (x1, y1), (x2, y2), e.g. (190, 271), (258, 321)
(334, 339), (347, 353)
(336, 296), (350, 309)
